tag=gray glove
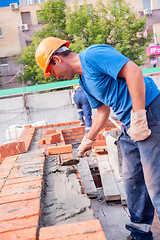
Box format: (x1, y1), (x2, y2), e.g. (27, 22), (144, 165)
(127, 109), (151, 142)
(77, 136), (95, 158)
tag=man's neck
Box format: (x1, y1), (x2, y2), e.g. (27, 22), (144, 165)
(67, 52), (83, 75)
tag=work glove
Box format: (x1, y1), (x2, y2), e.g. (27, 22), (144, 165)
(77, 136), (95, 158)
(127, 109), (151, 142)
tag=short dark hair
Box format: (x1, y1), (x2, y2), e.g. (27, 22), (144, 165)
(49, 49), (72, 65)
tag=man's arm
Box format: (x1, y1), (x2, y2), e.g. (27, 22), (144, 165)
(118, 60), (151, 141)
(77, 104), (110, 157)
(118, 60), (145, 111)
(87, 104), (110, 140)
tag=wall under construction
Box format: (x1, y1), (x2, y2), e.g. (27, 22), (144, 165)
(1, 75), (160, 145)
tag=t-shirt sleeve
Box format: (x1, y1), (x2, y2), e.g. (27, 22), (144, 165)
(86, 45), (130, 80)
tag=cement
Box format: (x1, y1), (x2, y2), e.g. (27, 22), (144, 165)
(39, 155), (94, 228)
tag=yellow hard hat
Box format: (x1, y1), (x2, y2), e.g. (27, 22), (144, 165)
(35, 37), (70, 78)
(74, 85), (82, 91)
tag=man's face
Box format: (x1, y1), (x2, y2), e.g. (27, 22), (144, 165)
(46, 56), (74, 80)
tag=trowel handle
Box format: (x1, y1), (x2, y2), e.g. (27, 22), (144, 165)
(108, 116), (121, 129)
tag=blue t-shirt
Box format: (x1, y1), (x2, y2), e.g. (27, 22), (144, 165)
(79, 44), (160, 125)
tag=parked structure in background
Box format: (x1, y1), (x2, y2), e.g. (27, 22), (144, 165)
(0, 0), (160, 89)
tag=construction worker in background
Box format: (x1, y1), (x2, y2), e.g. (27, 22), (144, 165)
(35, 37), (160, 240)
(73, 84), (92, 133)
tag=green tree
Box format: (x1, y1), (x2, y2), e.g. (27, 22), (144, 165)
(66, 1), (112, 52)
(17, 0), (69, 85)
(66, 0), (151, 65)
(106, 0), (151, 65)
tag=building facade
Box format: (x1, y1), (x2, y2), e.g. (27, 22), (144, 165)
(0, 0), (160, 89)
(0, 0), (46, 89)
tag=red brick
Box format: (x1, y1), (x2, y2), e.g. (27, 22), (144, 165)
(51, 231), (107, 240)
(0, 157), (5, 163)
(92, 140), (106, 149)
(0, 168), (12, 179)
(0, 199), (40, 221)
(0, 215), (38, 233)
(47, 144), (72, 155)
(45, 129), (56, 134)
(0, 141), (26, 158)
(39, 219), (104, 240)
(24, 124), (31, 129)
(0, 179), (42, 197)
(0, 156), (17, 169)
(0, 191), (40, 205)
(0, 179), (5, 190)
(0, 227), (37, 240)
(45, 133), (61, 144)
(60, 153), (74, 164)
(18, 128), (35, 151)
(5, 176), (42, 186)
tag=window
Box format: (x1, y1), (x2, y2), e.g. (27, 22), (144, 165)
(26, 40), (32, 46)
(0, 57), (8, 66)
(0, 28), (3, 38)
(19, 0), (46, 5)
(158, 0), (160, 8)
(19, 0), (29, 5)
(143, 0), (151, 9)
(21, 12), (31, 25)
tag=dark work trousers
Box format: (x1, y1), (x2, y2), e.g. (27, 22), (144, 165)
(119, 94), (160, 240)
(73, 88), (92, 133)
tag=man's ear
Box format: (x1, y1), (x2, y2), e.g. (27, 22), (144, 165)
(52, 55), (62, 63)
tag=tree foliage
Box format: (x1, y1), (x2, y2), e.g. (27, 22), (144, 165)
(17, 0), (68, 84)
(17, 0), (152, 85)
(66, 0), (151, 65)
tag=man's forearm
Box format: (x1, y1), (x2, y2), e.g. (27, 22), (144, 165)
(86, 104), (110, 140)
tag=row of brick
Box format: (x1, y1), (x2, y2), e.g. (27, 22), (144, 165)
(0, 120), (118, 161)
(0, 152), (45, 239)
(0, 120), (120, 239)
(0, 126), (35, 161)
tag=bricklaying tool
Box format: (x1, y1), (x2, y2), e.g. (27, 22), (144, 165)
(109, 116), (121, 129)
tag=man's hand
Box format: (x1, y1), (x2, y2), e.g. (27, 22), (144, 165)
(127, 109), (151, 142)
(77, 136), (95, 158)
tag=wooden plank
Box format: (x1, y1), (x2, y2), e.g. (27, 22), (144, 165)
(97, 154), (120, 201)
(77, 158), (97, 198)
